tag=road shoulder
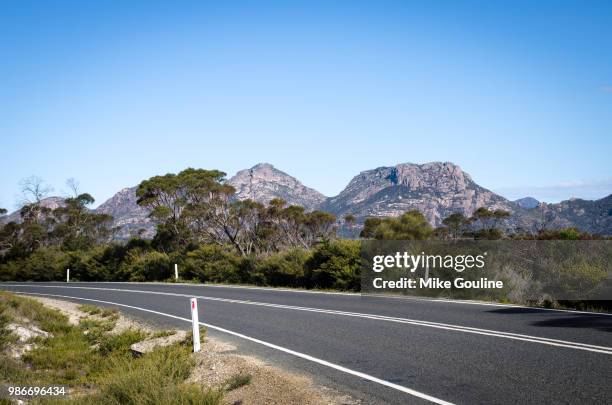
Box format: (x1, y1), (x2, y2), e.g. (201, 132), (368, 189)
(23, 295), (359, 405)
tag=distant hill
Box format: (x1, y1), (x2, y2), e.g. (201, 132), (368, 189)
(514, 197), (540, 209)
(94, 187), (156, 239)
(3, 163), (610, 237)
(538, 195), (612, 235)
(227, 163), (326, 209)
(321, 162), (511, 228)
(1, 196), (65, 224)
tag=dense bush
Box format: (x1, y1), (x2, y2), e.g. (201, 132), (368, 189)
(256, 248), (311, 288)
(64, 247), (111, 282)
(183, 245), (242, 283)
(0, 238), (360, 291)
(306, 240), (361, 291)
(2, 192), (607, 304)
(0, 247), (68, 281)
(118, 251), (173, 281)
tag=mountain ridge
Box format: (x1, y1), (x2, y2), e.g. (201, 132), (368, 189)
(514, 197), (540, 209)
(2, 162), (610, 237)
(227, 163), (326, 209)
(321, 161), (511, 227)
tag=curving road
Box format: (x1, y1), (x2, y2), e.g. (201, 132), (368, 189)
(1, 282), (611, 404)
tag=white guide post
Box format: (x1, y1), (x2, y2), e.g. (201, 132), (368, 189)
(175, 263), (179, 280)
(190, 298), (201, 352)
(66, 268), (70, 283)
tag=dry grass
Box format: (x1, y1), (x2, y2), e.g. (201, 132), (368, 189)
(2, 293), (357, 405)
(0, 292), (222, 405)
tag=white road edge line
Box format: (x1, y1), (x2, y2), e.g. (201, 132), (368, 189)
(13, 291), (454, 405)
(3, 284), (611, 355)
(40, 281), (612, 317)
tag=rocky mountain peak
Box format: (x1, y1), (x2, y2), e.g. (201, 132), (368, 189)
(514, 197), (540, 209)
(250, 162), (275, 171)
(391, 162), (473, 192)
(6, 162), (606, 240)
(94, 186), (155, 239)
(1, 196), (66, 224)
(228, 163), (326, 209)
(322, 161), (510, 227)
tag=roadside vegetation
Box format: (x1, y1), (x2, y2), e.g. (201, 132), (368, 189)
(0, 291), (222, 404)
(0, 171), (608, 309)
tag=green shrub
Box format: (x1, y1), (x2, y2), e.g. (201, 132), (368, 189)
(79, 317), (117, 344)
(23, 328), (97, 384)
(85, 345), (222, 405)
(0, 292), (70, 335)
(98, 329), (147, 356)
(0, 294), (222, 405)
(224, 373), (252, 391)
(0, 301), (14, 349)
(0, 261), (18, 281)
(237, 255), (265, 285)
(256, 248), (310, 287)
(79, 304), (118, 318)
(8, 247), (69, 281)
(182, 326), (206, 349)
(119, 251), (173, 281)
(64, 247), (111, 281)
(306, 240), (361, 291)
(558, 227), (582, 240)
(183, 245), (242, 283)
(79, 304), (102, 315)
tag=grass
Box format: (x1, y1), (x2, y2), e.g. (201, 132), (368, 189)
(0, 292), (71, 335)
(151, 329), (177, 339)
(0, 292), (222, 405)
(182, 326), (206, 350)
(98, 329), (147, 356)
(224, 373), (252, 391)
(79, 304), (118, 318)
(0, 301), (16, 349)
(76, 346), (223, 405)
(78, 317), (118, 344)
(23, 328), (98, 384)
(79, 304), (102, 315)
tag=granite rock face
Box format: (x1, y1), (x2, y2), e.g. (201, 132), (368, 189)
(537, 195), (612, 235)
(94, 186), (156, 239)
(322, 162), (512, 227)
(0, 196), (65, 224)
(514, 197), (540, 209)
(228, 163), (326, 209)
(93, 163), (328, 239)
(3, 163), (610, 238)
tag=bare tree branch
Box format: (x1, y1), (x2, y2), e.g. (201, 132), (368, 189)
(19, 175), (53, 205)
(65, 178), (80, 198)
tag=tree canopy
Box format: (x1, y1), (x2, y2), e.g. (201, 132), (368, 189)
(136, 169), (337, 255)
(360, 210), (433, 240)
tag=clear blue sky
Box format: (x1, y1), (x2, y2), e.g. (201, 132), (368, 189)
(1, 1), (611, 210)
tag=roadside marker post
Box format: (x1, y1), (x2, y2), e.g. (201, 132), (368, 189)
(175, 263), (179, 280)
(190, 298), (201, 352)
(66, 269), (70, 283)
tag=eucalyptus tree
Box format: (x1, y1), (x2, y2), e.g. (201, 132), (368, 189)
(470, 207), (511, 233)
(360, 210), (433, 240)
(51, 193), (113, 250)
(442, 212), (469, 239)
(137, 169), (337, 255)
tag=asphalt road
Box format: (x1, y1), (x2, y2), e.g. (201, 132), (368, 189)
(1, 282), (610, 404)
